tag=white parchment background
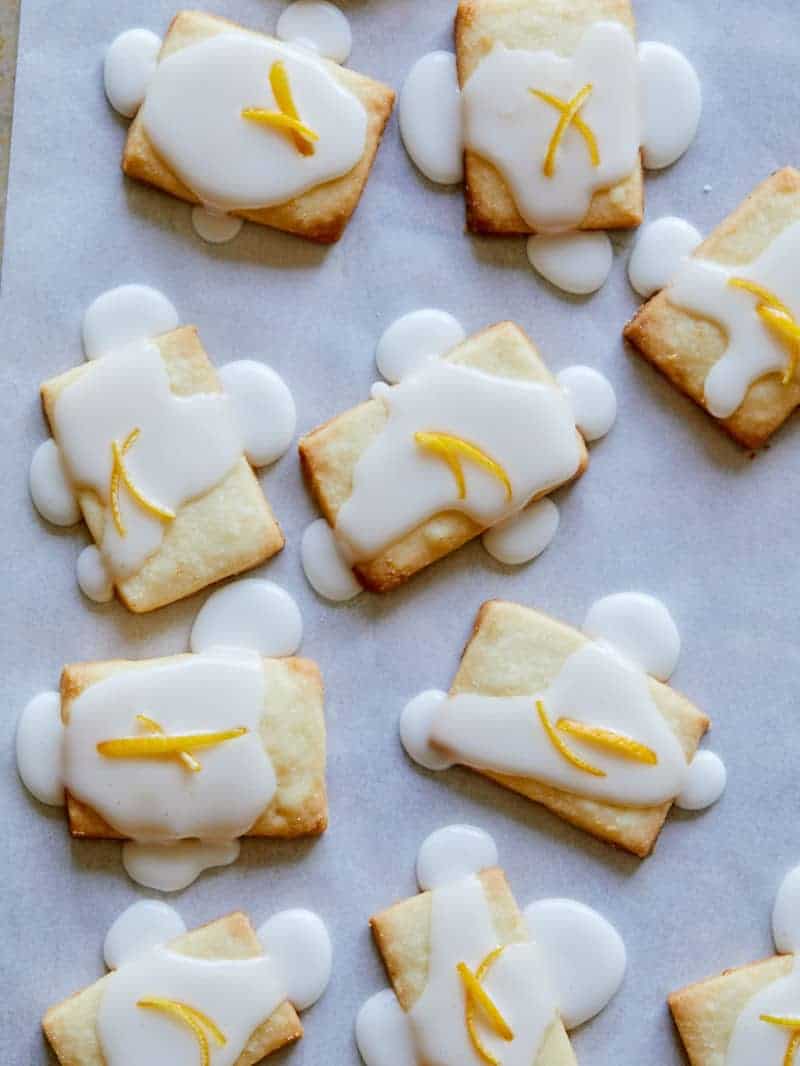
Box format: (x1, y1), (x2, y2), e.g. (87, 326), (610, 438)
(2, 1), (800, 1062)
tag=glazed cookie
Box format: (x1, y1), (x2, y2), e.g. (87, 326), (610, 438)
(43, 900), (332, 1066)
(624, 167), (800, 448)
(401, 594), (726, 857)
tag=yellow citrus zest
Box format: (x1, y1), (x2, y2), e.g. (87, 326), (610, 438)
(109, 428), (176, 537)
(760, 1015), (800, 1066)
(728, 277), (800, 386)
(241, 61), (318, 154)
(536, 701), (605, 777)
(457, 947), (514, 1066)
(530, 83), (598, 178)
(137, 997), (226, 1066)
(556, 718), (658, 765)
(136, 713), (201, 773)
(414, 432), (513, 502)
(97, 726), (247, 760)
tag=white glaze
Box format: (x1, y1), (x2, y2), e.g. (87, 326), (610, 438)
(190, 580), (303, 656)
(335, 361), (581, 563)
(638, 42), (701, 170)
(375, 310), (466, 384)
(526, 231), (612, 294)
(628, 216), (702, 297)
(583, 591), (680, 681)
(29, 440), (80, 526)
(301, 518), (362, 602)
(557, 365), (617, 441)
(122, 840), (241, 892)
(674, 750), (727, 811)
(399, 52), (464, 185)
(276, 1), (352, 64)
(77, 545), (114, 604)
(481, 497), (559, 565)
(523, 899), (626, 1029)
(667, 221), (800, 418)
(218, 359), (296, 466)
(257, 909), (332, 1009)
(141, 33), (367, 212)
(104, 29), (162, 118)
(104, 901), (187, 969)
(16, 691), (65, 807)
(400, 691), (455, 771)
(82, 285), (179, 361)
(725, 957), (800, 1065)
(416, 824), (498, 891)
(773, 865), (800, 954)
(356, 990), (417, 1066)
(191, 206), (244, 244)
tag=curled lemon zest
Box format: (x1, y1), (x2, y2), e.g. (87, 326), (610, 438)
(97, 726), (247, 760)
(728, 278), (793, 317)
(536, 700), (605, 777)
(109, 427), (175, 537)
(457, 947), (514, 1066)
(728, 277), (800, 386)
(136, 713), (201, 773)
(530, 83), (596, 178)
(414, 432), (513, 502)
(241, 61), (318, 155)
(760, 1016), (800, 1066)
(137, 997), (226, 1066)
(556, 718), (658, 765)
(241, 108), (319, 144)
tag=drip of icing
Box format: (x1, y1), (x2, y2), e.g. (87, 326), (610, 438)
(256, 909), (332, 1009)
(122, 840), (241, 892)
(583, 592), (680, 681)
(104, 901), (187, 969)
(628, 216), (702, 297)
(638, 42), (701, 170)
(16, 691), (65, 807)
(556, 366), (617, 441)
(674, 750), (727, 811)
(82, 285), (179, 361)
(416, 825), (498, 891)
(218, 360), (296, 466)
(376, 310), (466, 384)
(400, 691), (455, 771)
(526, 231), (613, 294)
(481, 497), (559, 565)
(773, 866), (800, 954)
(666, 221), (800, 418)
(462, 22), (639, 232)
(29, 440), (80, 526)
(334, 361), (581, 563)
(141, 33), (367, 212)
(190, 580), (302, 656)
(104, 29), (162, 118)
(399, 52), (464, 185)
(301, 518), (362, 602)
(356, 989), (417, 1066)
(191, 205), (244, 244)
(77, 545), (114, 603)
(522, 899), (626, 1029)
(276, 1), (352, 64)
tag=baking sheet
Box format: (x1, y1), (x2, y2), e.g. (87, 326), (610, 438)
(2, 0), (800, 1062)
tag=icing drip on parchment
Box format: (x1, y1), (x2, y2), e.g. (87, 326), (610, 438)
(526, 231), (613, 294)
(277, 1), (352, 64)
(104, 29), (162, 118)
(627, 216), (702, 298)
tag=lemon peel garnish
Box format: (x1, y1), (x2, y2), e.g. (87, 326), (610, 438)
(536, 700), (605, 777)
(760, 1015), (800, 1066)
(556, 718), (658, 765)
(109, 428), (176, 537)
(97, 726), (247, 760)
(242, 61), (318, 155)
(457, 947), (514, 1066)
(530, 83), (598, 178)
(137, 997), (226, 1066)
(728, 277), (800, 386)
(414, 432), (513, 503)
(137, 714), (201, 773)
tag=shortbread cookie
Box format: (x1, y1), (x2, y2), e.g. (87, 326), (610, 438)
(120, 11), (395, 243)
(624, 167), (800, 448)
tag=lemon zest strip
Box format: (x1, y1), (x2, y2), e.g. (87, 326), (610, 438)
(760, 1015), (800, 1066)
(728, 277), (800, 386)
(414, 432), (513, 502)
(556, 718), (658, 765)
(241, 61), (318, 154)
(536, 700), (605, 777)
(457, 947), (514, 1066)
(529, 86), (600, 175)
(530, 83), (596, 178)
(137, 997), (226, 1066)
(241, 109), (319, 144)
(97, 727), (247, 760)
(109, 427), (176, 537)
(136, 713), (201, 773)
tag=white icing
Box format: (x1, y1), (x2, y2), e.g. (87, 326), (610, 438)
(141, 33), (367, 212)
(556, 365), (617, 441)
(376, 310), (466, 384)
(104, 29), (162, 118)
(481, 497), (559, 565)
(583, 592), (680, 681)
(725, 958), (800, 1065)
(400, 691), (456, 772)
(16, 691), (65, 807)
(191, 206), (244, 244)
(104, 901), (187, 969)
(638, 42), (701, 170)
(666, 221), (800, 418)
(526, 231), (612, 294)
(627, 216), (702, 297)
(674, 750), (727, 811)
(416, 825), (498, 891)
(218, 359), (296, 466)
(276, 1), (352, 64)
(522, 898), (626, 1029)
(356, 990), (417, 1066)
(190, 580), (303, 657)
(122, 840), (241, 892)
(256, 909), (332, 1010)
(77, 545), (114, 603)
(399, 52), (464, 185)
(462, 22), (639, 232)
(29, 439), (80, 526)
(334, 360), (581, 563)
(301, 518), (362, 602)
(82, 285), (179, 361)
(773, 865), (800, 954)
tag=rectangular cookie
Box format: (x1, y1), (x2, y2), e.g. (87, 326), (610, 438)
(370, 867), (576, 1065)
(299, 321), (588, 593)
(41, 326), (284, 613)
(123, 11), (395, 244)
(456, 0), (644, 234)
(43, 912), (303, 1066)
(624, 167), (800, 449)
(61, 653), (327, 839)
(449, 599), (709, 857)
